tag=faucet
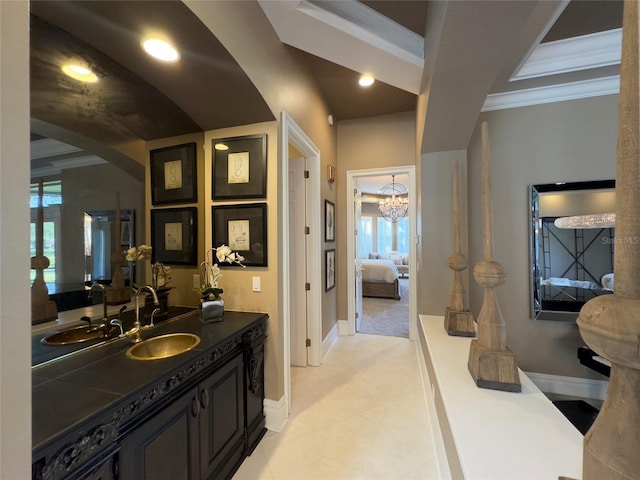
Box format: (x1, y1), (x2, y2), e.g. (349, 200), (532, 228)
(88, 282), (107, 323)
(121, 286), (160, 343)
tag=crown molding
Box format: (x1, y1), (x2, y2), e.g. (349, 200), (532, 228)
(513, 28), (622, 81)
(482, 75), (619, 112)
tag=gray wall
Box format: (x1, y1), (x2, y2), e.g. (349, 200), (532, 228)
(467, 94), (618, 378)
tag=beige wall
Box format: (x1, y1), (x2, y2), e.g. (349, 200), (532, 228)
(467, 94), (618, 378)
(336, 111), (416, 320)
(185, 0), (337, 402)
(146, 133), (204, 308)
(1, 1), (31, 477)
(419, 149), (470, 316)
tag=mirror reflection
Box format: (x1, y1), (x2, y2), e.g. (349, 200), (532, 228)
(84, 209), (135, 286)
(530, 180), (615, 322)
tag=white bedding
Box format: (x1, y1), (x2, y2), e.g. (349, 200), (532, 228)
(540, 277), (600, 290)
(361, 259), (399, 283)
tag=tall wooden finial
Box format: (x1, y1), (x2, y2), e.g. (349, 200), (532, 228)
(467, 122), (520, 392)
(577, 1), (640, 478)
(444, 162), (475, 336)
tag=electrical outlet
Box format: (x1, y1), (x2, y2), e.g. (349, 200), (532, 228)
(193, 274), (200, 289)
(252, 276), (261, 292)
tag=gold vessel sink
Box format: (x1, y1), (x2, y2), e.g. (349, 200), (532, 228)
(42, 325), (119, 346)
(126, 333), (201, 361)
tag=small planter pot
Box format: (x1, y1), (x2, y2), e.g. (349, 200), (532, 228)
(201, 298), (224, 323)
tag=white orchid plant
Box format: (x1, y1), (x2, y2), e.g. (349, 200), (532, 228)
(195, 245), (245, 301)
(125, 244), (172, 291)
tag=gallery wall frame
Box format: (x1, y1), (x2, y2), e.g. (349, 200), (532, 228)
(212, 203), (268, 267)
(150, 207), (198, 265)
(212, 134), (267, 200)
(150, 142), (197, 205)
(325, 200), (335, 242)
(326, 249), (336, 291)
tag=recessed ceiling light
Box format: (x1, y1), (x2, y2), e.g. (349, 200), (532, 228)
(142, 38), (180, 62)
(359, 74), (375, 87)
(61, 64), (98, 83)
(214, 143), (229, 151)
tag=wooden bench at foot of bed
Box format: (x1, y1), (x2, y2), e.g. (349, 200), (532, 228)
(362, 279), (400, 300)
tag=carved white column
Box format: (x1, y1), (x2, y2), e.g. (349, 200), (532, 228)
(445, 161), (475, 336)
(467, 122), (520, 392)
(577, 1), (640, 478)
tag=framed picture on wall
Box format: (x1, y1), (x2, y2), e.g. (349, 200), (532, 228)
(325, 200), (335, 242)
(212, 203), (267, 267)
(326, 249), (336, 291)
(150, 207), (198, 265)
(150, 143), (197, 205)
(212, 134), (267, 200)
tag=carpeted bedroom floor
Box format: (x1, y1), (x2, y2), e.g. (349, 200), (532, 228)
(359, 278), (410, 338)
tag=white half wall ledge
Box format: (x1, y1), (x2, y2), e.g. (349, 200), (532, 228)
(483, 75), (619, 112)
(419, 314), (583, 480)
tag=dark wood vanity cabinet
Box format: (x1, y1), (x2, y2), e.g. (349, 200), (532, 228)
(33, 313), (267, 480)
(120, 354), (246, 480)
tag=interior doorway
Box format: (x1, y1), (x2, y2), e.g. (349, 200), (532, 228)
(346, 166), (417, 341)
(280, 112), (322, 417)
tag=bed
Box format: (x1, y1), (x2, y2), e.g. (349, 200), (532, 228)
(361, 259), (401, 300)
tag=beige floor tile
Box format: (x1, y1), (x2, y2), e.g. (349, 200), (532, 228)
(234, 333), (439, 480)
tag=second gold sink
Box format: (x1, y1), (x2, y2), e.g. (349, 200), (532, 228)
(126, 333), (201, 361)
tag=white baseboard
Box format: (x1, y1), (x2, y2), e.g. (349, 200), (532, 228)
(322, 321), (338, 363)
(526, 372), (609, 401)
(264, 395), (288, 432)
(337, 319), (350, 336)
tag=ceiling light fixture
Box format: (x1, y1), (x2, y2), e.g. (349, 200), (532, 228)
(142, 38), (180, 62)
(358, 74), (375, 87)
(61, 64), (98, 83)
(378, 175), (408, 223)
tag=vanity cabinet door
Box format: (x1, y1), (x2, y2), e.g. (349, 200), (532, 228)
(199, 353), (245, 480)
(120, 386), (200, 480)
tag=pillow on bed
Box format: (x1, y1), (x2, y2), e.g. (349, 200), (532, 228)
(369, 252), (380, 259)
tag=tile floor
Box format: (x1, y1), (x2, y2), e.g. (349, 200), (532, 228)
(233, 333), (441, 480)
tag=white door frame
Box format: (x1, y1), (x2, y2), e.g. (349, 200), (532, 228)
(346, 166), (417, 341)
(280, 112), (322, 416)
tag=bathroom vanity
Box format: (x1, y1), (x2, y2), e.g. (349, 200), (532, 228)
(32, 309), (267, 480)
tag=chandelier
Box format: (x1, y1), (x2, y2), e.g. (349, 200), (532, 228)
(554, 213), (616, 229)
(378, 175), (408, 222)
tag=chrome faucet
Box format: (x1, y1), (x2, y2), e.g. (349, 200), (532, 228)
(88, 282), (107, 322)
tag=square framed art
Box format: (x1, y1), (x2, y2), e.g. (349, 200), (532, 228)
(150, 207), (198, 265)
(212, 203), (267, 267)
(212, 134), (267, 200)
(150, 143), (197, 205)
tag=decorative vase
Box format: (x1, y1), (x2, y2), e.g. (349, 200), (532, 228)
(201, 298), (224, 323)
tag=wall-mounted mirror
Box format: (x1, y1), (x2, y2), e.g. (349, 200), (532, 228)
(530, 180), (615, 322)
(84, 209), (135, 286)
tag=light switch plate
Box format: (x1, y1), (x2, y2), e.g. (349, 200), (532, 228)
(193, 274), (200, 289)
(252, 276), (261, 292)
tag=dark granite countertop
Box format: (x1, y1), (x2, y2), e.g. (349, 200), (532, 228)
(32, 310), (268, 455)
